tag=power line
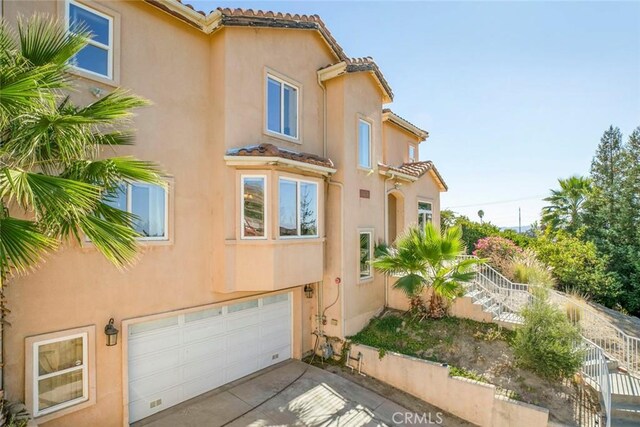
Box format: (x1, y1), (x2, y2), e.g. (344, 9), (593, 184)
(444, 194), (546, 209)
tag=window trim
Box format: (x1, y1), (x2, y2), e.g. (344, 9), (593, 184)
(357, 118), (373, 170)
(278, 177), (319, 239)
(125, 182), (169, 241)
(240, 174), (268, 240)
(408, 144), (417, 163)
(359, 229), (374, 282)
(417, 199), (433, 228)
(265, 73), (300, 141)
(65, 0), (114, 80)
(25, 326), (96, 423)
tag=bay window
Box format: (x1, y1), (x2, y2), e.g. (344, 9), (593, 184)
(241, 176), (266, 239)
(279, 178), (318, 237)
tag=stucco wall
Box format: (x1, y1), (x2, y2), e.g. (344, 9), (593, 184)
(352, 344), (549, 427)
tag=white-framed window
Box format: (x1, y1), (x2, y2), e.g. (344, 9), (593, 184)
(408, 145), (417, 163)
(418, 201), (433, 230)
(32, 332), (89, 417)
(359, 230), (373, 280)
(104, 183), (168, 240)
(241, 175), (267, 239)
(279, 177), (318, 238)
(358, 119), (372, 169)
(266, 74), (299, 139)
(66, 0), (113, 79)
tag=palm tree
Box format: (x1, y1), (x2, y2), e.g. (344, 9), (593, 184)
(477, 209), (484, 223)
(541, 176), (591, 233)
(0, 16), (164, 283)
(372, 223), (483, 319)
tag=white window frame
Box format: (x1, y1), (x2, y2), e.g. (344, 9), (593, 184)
(65, 0), (114, 80)
(265, 74), (299, 140)
(278, 177), (319, 239)
(418, 200), (433, 228)
(32, 332), (89, 417)
(240, 174), (268, 240)
(408, 144), (417, 163)
(359, 229), (374, 281)
(111, 182), (169, 241)
(358, 119), (372, 170)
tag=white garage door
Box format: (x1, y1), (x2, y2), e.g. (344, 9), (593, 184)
(127, 293), (292, 423)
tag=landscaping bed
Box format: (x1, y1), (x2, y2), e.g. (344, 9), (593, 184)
(349, 311), (601, 426)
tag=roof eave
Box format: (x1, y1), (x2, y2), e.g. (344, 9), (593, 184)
(382, 111), (429, 141)
(224, 155), (336, 176)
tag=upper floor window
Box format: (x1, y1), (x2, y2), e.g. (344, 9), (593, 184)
(67, 0), (113, 79)
(359, 230), (373, 280)
(241, 176), (266, 239)
(105, 183), (168, 240)
(267, 75), (298, 139)
(279, 178), (318, 238)
(32, 332), (88, 417)
(418, 201), (433, 230)
(408, 145), (417, 163)
(358, 119), (372, 169)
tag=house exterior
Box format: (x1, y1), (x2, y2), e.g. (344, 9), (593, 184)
(2, 1), (447, 426)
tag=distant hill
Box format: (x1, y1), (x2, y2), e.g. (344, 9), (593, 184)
(500, 225), (532, 233)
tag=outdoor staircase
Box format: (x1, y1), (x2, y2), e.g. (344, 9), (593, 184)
(460, 256), (640, 427)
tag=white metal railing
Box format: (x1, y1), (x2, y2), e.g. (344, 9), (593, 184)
(582, 338), (612, 427)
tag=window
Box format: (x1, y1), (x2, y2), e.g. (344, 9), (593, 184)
(358, 119), (372, 169)
(279, 178), (318, 237)
(32, 333), (88, 417)
(418, 201), (433, 230)
(104, 183), (168, 240)
(67, 0), (113, 79)
(409, 145), (417, 163)
(241, 176), (266, 239)
(267, 75), (298, 139)
(359, 231), (373, 280)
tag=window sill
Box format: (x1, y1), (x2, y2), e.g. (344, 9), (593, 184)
(34, 397), (95, 424)
(68, 67), (119, 88)
(264, 130), (302, 145)
(359, 276), (374, 284)
(81, 237), (173, 251)
(357, 166), (375, 173)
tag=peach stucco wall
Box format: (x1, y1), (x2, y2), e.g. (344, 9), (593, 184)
(353, 344), (549, 427)
(4, 1), (445, 426)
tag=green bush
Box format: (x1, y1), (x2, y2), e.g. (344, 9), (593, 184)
(511, 250), (555, 286)
(473, 236), (522, 277)
(457, 218), (502, 254)
(513, 289), (584, 380)
(532, 231), (621, 306)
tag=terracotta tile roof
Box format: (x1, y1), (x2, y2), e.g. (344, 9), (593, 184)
(382, 108), (428, 140)
(175, 0), (206, 16)
(379, 161), (448, 191)
(226, 143), (334, 169)
(345, 57), (393, 101)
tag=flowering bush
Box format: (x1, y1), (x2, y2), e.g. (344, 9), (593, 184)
(473, 236), (522, 277)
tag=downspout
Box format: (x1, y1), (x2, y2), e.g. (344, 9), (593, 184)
(327, 179), (345, 338)
(317, 74), (328, 159)
(318, 74), (328, 337)
(383, 173), (395, 308)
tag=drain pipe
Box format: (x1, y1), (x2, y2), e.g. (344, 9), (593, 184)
(317, 74), (328, 159)
(383, 173), (395, 308)
(327, 178), (345, 338)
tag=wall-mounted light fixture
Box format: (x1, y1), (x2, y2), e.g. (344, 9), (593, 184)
(105, 318), (119, 346)
(304, 284), (314, 299)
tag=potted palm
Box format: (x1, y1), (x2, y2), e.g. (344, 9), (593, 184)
(373, 223), (483, 320)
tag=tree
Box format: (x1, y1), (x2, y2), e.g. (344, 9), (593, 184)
(440, 208), (456, 232)
(477, 209), (484, 223)
(0, 16), (163, 284)
(372, 223), (482, 319)
(541, 176), (591, 234)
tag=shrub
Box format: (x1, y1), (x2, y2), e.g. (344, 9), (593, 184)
(473, 236), (522, 277)
(457, 218), (502, 253)
(511, 250), (555, 286)
(0, 400), (30, 427)
(531, 231), (621, 306)
(513, 288), (584, 380)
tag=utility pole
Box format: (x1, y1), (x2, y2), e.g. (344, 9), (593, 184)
(518, 207), (522, 233)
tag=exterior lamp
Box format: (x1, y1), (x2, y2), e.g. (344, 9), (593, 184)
(304, 284), (314, 299)
(105, 318), (119, 346)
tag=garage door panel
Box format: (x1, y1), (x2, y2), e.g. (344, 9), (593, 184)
(128, 292), (292, 423)
(129, 348), (181, 380)
(129, 367), (181, 402)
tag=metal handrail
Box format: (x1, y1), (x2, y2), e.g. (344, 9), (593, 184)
(582, 338), (612, 427)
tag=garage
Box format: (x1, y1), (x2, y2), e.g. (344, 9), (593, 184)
(127, 292), (292, 423)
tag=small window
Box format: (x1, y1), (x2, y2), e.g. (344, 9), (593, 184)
(241, 176), (266, 239)
(67, 0), (113, 79)
(358, 119), (372, 169)
(32, 333), (88, 417)
(279, 178), (318, 238)
(359, 230), (373, 280)
(267, 75), (298, 139)
(408, 145), (417, 163)
(104, 183), (168, 240)
(418, 201), (433, 230)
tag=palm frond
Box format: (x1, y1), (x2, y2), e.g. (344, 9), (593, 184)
(79, 215), (138, 268)
(0, 216), (57, 277)
(74, 89), (150, 123)
(393, 273), (426, 298)
(18, 14), (89, 66)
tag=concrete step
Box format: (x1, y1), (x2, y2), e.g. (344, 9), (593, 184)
(582, 358), (620, 372)
(495, 312), (523, 324)
(487, 303), (501, 316)
(465, 289), (482, 300)
(474, 296), (493, 307)
(611, 401), (640, 422)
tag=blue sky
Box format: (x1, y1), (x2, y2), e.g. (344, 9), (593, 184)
(190, 0), (640, 227)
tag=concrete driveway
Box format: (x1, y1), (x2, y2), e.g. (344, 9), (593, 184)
(132, 360), (441, 426)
